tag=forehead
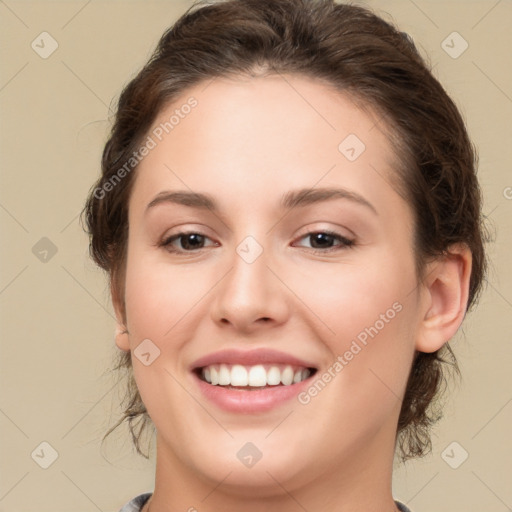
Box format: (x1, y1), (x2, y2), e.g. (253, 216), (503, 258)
(129, 73), (405, 219)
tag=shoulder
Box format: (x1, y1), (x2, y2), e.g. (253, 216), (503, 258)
(395, 500), (413, 512)
(118, 492), (152, 512)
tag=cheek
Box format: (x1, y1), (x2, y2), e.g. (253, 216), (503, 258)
(290, 249), (415, 337)
(123, 247), (208, 339)
(289, 248), (418, 401)
(123, 255), (201, 418)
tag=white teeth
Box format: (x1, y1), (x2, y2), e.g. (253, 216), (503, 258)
(231, 364), (248, 386)
(280, 366), (294, 386)
(200, 364), (313, 387)
(266, 366), (281, 385)
(248, 365), (267, 386)
(218, 364), (230, 385)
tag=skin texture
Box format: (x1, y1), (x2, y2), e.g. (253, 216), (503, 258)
(113, 74), (472, 512)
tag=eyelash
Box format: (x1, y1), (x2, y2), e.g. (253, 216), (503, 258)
(159, 230), (354, 255)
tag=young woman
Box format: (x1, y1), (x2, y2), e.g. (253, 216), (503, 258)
(83, 1), (486, 511)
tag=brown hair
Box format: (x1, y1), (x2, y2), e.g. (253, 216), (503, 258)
(83, 0), (487, 462)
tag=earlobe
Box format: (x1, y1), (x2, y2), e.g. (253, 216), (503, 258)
(115, 324), (131, 352)
(415, 244), (472, 353)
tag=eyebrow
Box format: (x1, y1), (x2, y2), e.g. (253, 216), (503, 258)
(145, 187), (378, 215)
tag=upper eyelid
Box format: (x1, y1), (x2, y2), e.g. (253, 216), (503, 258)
(161, 222), (354, 239)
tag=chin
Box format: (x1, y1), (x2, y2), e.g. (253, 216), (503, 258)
(186, 438), (311, 496)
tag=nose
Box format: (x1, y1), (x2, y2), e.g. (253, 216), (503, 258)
(210, 239), (290, 334)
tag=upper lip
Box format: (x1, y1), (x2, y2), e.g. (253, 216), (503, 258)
(190, 349), (317, 370)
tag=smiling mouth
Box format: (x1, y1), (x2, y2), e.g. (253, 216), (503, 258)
(194, 363), (318, 390)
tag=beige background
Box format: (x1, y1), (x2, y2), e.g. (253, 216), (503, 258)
(0, 1), (511, 511)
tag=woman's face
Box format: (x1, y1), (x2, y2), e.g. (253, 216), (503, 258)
(117, 74), (426, 493)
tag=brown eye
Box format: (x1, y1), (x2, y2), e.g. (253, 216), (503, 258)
(295, 231), (354, 253)
(161, 232), (216, 253)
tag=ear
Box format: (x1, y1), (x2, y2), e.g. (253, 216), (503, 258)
(111, 275), (130, 352)
(415, 244), (472, 353)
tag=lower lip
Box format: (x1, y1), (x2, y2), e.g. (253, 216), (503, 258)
(193, 371), (315, 413)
